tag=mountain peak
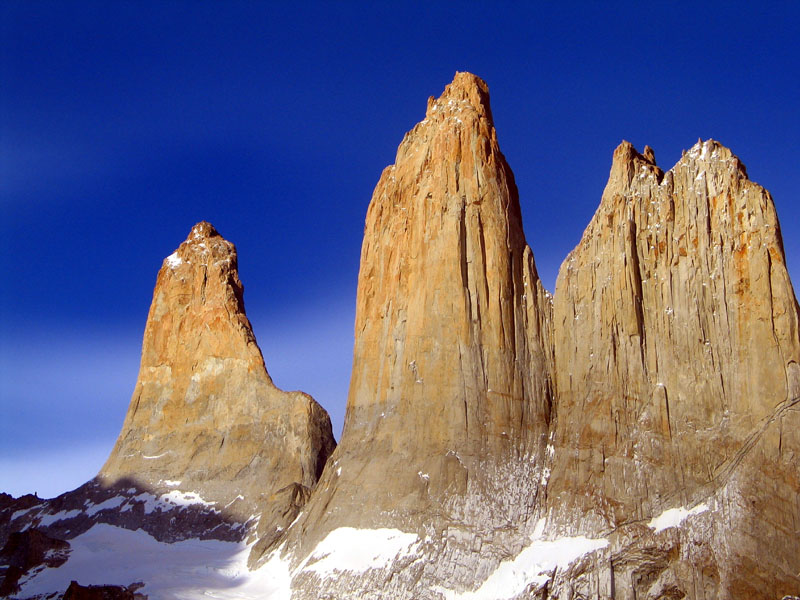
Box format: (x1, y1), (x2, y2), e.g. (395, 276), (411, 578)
(606, 140), (663, 193)
(278, 70), (555, 593)
(101, 222), (335, 526)
(164, 221), (234, 271)
(189, 220), (217, 238)
(424, 71), (493, 123)
(679, 138), (749, 178)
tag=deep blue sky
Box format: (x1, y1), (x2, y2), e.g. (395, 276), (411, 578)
(2, 2), (798, 497)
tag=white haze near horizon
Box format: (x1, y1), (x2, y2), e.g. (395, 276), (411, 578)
(0, 295), (355, 499)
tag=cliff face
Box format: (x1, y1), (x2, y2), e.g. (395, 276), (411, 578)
(344, 72), (554, 460)
(547, 140), (800, 597)
(283, 72), (556, 596)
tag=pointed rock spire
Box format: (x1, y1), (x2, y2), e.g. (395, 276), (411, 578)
(283, 72), (554, 594)
(100, 222), (336, 526)
(347, 69), (553, 475)
(424, 71), (494, 123)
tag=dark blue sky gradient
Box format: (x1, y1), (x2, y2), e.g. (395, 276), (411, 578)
(2, 2), (798, 497)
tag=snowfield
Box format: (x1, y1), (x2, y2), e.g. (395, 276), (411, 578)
(301, 527), (420, 575)
(18, 524), (292, 600)
(17, 524), (424, 599)
(18, 518), (616, 599)
(648, 502), (709, 533)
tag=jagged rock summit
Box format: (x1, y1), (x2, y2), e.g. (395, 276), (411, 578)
(547, 139), (800, 598)
(2, 75), (799, 600)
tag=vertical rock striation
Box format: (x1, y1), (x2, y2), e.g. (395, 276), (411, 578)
(100, 222), (335, 531)
(285, 72), (555, 597)
(548, 140), (800, 597)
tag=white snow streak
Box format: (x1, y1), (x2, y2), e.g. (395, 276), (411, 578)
(165, 252), (182, 268)
(436, 520), (608, 600)
(37, 509), (82, 526)
(85, 496), (125, 517)
(648, 503), (709, 533)
(10, 506), (40, 521)
(119, 490), (217, 514)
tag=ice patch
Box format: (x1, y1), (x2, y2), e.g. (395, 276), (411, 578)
(436, 523), (607, 600)
(287, 512), (303, 530)
(163, 480), (182, 487)
(539, 467), (551, 487)
(10, 506), (40, 521)
(648, 503), (709, 533)
(17, 523), (292, 600)
(159, 490), (216, 509)
(142, 452), (168, 460)
(302, 527), (419, 576)
(223, 495), (245, 509)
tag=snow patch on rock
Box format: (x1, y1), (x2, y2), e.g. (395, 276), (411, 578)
(85, 496), (125, 517)
(301, 527), (419, 576)
(120, 490), (218, 514)
(648, 502), (709, 533)
(37, 509), (83, 526)
(165, 252), (182, 268)
(435, 522), (608, 600)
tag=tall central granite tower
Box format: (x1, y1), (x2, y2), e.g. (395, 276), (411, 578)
(281, 72), (556, 594)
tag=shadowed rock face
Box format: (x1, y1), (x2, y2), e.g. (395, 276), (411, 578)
(0, 529), (70, 597)
(99, 222), (335, 527)
(62, 580), (142, 600)
(548, 140), (800, 597)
